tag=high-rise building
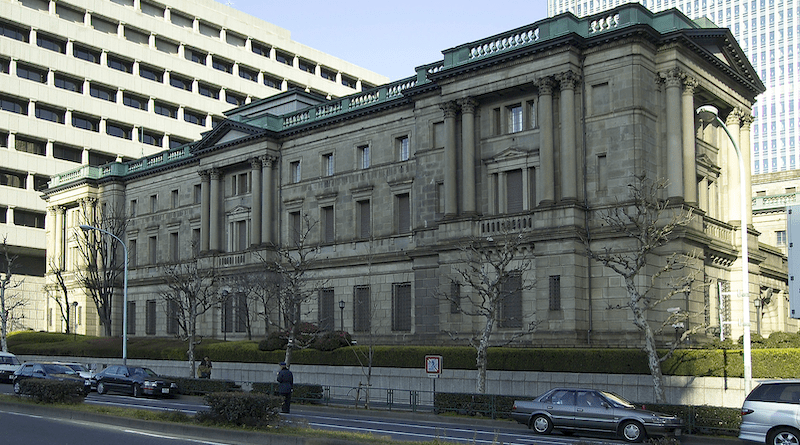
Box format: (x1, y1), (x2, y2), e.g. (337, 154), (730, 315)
(0, 0), (387, 331)
(548, 0), (796, 175)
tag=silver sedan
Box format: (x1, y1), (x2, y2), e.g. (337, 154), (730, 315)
(511, 387), (683, 443)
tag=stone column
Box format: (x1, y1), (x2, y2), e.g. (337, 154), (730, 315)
(262, 157), (274, 244)
(682, 77), (698, 205)
(663, 68), (684, 200)
(209, 169), (221, 251)
(459, 98), (478, 215)
(537, 77), (555, 205)
(558, 72), (579, 201)
(54, 206), (65, 269)
(698, 177), (709, 213)
(199, 171), (210, 252)
(441, 101), (459, 217)
(741, 112), (754, 225)
(250, 157), (262, 246)
(726, 109), (742, 223)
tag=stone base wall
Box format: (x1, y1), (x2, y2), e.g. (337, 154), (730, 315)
(21, 355), (747, 408)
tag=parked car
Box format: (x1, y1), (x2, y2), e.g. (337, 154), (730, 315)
(0, 351), (21, 383)
(54, 361), (94, 379)
(92, 365), (178, 397)
(740, 380), (800, 445)
(511, 387), (683, 443)
(12, 362), (91, 395)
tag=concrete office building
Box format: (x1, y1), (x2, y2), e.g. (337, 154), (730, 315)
(43, 4), (797, 345)
(549, 0), (797, 175)
(0, 0), (387, 331)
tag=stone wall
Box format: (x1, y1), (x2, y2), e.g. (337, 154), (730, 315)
(22, 355), (746, 408)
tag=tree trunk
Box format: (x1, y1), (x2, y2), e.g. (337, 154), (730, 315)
(476, 316), (494, 394)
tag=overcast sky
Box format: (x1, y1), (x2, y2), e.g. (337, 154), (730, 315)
(217, 1), (549, 81)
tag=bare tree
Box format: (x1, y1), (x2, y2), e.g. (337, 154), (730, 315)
(160, 242), (223, 377)
(220, 272), (262, 340)
(0, 236), (25, 352)
(585, 175), (701, 403)
(74, 200), (127, 337)
(45, 258), (73, 334)
(441, 228), (539, 394)
(258, 214), (326, 366)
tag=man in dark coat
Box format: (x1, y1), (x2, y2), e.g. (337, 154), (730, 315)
(277, 361), (294, 413)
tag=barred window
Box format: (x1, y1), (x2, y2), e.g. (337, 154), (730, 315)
(146, 300), (157, 335)
(392, 283), (412, 332)
(549, 275), (561, 311)
(353, 285), (370, 333)
(166, 300), (179, 335)
(319, 288), (335, 331)
(500, 273), (523, 328)
(127, 301), (136, 335)
(450, 282), (461, 314)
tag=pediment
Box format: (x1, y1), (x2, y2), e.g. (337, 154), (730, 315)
(227, 205), (251, 216)
(191, 120), (264, 154)
(684, 29), (765, 96)
(488, 147), (532, 164)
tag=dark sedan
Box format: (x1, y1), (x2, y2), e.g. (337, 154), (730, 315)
(12, 362), (92, 395)
(511, 387), (682, 443)
(92, 365), (178, 397)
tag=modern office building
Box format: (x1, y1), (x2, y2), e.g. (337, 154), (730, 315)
(0, 0), (387, 331)
(43, 4), (796, 346)
(549, 0), (796, 175)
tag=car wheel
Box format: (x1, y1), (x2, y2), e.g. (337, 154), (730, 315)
(769, 428), (800, 445)
(13, 381), (21, 394)
(132, 383), (141, 398)
(619, 420), (646, 443)
(530, 414), (553, 434)
(96, 382), (106, 395)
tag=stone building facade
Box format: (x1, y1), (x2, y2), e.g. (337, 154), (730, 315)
(43, 5), (797, 346)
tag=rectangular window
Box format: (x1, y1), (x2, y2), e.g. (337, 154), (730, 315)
(298, 59), (315, 73)
(72, 114), (100, 132)
(321, 67), (336, 81)
(198, 82), (220, 99)
(194, 184), (202, 204)
(508, 104), (523, 133)
(139, 64), (163, 82)
(290, 211), (301, 245)
(0, 57), (9, 74)
(127, 301), (135, 335)
(166, 300), (179, 335)
(322, 206), (334, 244)
(150, 194), (158, 213)
(169, 74), (192, 91)
(222, 295), (233, 333)
(54, 73), (83, 93)
(88, 151), (114, 166)
(146, 300), (156, 335)
(184, 109), (206, 126)
(275, 51), (293, 66)
(37, 34), (66, 53)
(290, 161), (301, 183)
(506, 169), (523, 213)
(500, 274), (523, 328)
(322, 153), (334, 176)
(123, 92), (148, 110)
(170, 232), (179, 262)
(212, 57), (233, 73)
(392, 283), (412, 332)
(397, 193), (410, 234)
(171, 189), (179, 208)
(359, 145), (370, 169)
(354, 285), (370, 333)
(263, 75), (280, 89)
(357, 200), (371, 239)
(35, 104), (65, 124)
(251, 41), (270, 58)
(235, 294), (247, 333)
(148, 235), (157, 264)
(0, 94), (28, 115)
(549, 275), (561, 311)
(231, 172), (250, 196)
(318, 288), (335, 331)
(140, 130), (162, 147)
(73, 44), (100, 63)
(90, 83), (116, 102)
(107, 54), (133, 73)
(226, 91), (245, 106)
(0, 21), (29, 42)
(0, 169), (26, 189)
(53, 143), (82, 163)
(129, 239), (137, 267)
(450, 282), (461, 314)
(154, 101), (177, 118)
(397, 136), (410, 161)
(239, 66), (258, 82)
(777, 230), (788, 246)
(184, 47), (207, 65)
(106, 122), (132, 139)
(341, 75), (357, 89)
(14, 209), (46, 228)
(17, 63), (47, 83)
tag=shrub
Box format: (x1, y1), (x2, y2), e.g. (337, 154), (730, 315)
(251, 382), (324, 403)
(16, 379), (87, 404)
(311, 331), (351, 351)
(258, 332), (287, 351)
(434, 392), (515, 419)
(169, 376), (241, 395)
(201, 391), (282, 427)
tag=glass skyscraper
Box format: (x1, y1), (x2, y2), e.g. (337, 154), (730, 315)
(549, 0), (797, 174)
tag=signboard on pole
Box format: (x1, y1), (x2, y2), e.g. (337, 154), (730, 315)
(425, 355), (442, 378)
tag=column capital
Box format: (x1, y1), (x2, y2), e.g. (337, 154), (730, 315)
(537, 76), (556, 95)
(726, 108), (744, 126)
(557, 71), (581, 90)
(250, 157), (262, 169)
(682, 76), (699, 94)
(199, 170), (211, 181)
(740, 111), (755, 128)
(458, 97), (478, 114)
(209, 168), (222, 180)
(260, 155), (277, 167)
(659, 67), (685, 88)
(440, 101), (459, 119)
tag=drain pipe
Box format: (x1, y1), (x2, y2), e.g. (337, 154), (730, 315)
(580, 52), (593, 346)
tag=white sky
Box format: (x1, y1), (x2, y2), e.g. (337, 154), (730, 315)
(217, 0), (550, 81)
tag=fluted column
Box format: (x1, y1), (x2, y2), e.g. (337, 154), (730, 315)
(682, 77), (698, 205)
(538, 78), (555, 205)
(459, 98), (478, 215)
(663, 68), (684, 200)
(558, 72), (579, 201)
(250, 158), (262, 246)
(55, 206), (65, 270)
(262, 157), (274, 244)
(209, 169), (221, 251)
(441, 101), (459, 217)
(726, 110), (742, 223)
(199, 171), (210, 252)
(740, 112), (753, 225)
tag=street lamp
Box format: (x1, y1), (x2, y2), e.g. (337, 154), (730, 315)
(338, 300), (345, 333)
(71, 301), (78, 340)
(696, 105), (752, 394)
(79, 224), (128, 366)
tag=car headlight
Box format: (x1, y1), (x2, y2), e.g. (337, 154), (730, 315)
(143, 380), (157, 388)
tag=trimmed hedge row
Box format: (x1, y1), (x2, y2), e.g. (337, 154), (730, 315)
(15, 379), (87, 404)
(251, 382), (324, 404)
(169, 377), (241, 396)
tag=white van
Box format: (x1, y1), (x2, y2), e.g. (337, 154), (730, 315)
(0, 351), (21, 383)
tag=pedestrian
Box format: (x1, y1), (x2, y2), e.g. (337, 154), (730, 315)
(276, 361), (294, 413)
(198, 356), (212, 379)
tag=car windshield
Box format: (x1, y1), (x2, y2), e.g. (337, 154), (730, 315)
(43, 364), (76, 375)
(600, 391), (635, 408)
(131, 367), (159, 377)
(64, 364), (89, 372)
(0, 356), (20, 365)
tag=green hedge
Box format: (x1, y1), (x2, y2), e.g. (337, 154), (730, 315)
(251, 382), (324, 404)
(168, 376), (241, 396)
(200, 392), (282, 427)
(16, 379), (87, 404)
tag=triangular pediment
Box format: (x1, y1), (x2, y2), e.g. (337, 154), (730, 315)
(227, 205), (251, 216)
(684, 29), (765, 97)
(489, 147), (531, 163)
(191, 120), (265, 154)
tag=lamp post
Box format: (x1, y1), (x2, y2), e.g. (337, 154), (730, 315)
(696, 105), (752, 393)
(338, 300), (345, 333)
(79, 224), (128, 366)
(71, 301), (78, 340)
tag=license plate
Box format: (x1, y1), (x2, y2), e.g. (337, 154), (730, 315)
(162, 388), (170, 394)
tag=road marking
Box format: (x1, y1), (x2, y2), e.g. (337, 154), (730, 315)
(124, 429), (231, 444)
